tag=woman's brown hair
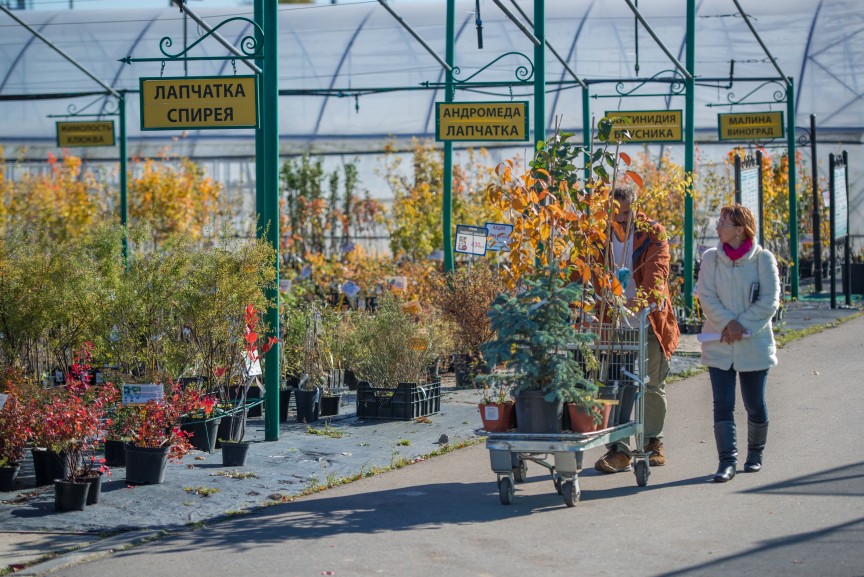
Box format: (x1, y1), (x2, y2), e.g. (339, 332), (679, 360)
(720, 204), (756, 241)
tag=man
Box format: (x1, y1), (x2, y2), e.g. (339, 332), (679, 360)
(594, 185), (680, 473)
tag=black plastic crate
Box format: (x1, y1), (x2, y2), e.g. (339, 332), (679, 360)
(356, 379), (441, 420)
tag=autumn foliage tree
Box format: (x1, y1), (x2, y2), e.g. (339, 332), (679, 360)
(128, 152), (228, 246)
(382, 139), (505, 261)
(0, 150), (110, 242)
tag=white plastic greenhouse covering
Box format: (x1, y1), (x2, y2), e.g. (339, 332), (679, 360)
(1, 0), (863, 235)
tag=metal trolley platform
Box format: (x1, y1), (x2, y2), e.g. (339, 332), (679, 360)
(477, 308), (653, 507)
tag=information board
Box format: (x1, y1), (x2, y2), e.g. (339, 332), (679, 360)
(436, 101), (529, 142)
(833, 164), (848, 239)
(485, 222), (513, 252)
(121, 384), (164, 405)
(140, 76), (258, 131)
(740, 166), (761, 241)
(56, 120), (115, 147)
(718, 111), (784, 141)
(604, 110), (682, 142)
(455, 224), (488, 256)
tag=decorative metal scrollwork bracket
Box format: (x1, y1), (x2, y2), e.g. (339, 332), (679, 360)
(591, 69), (686, 100)
(705, 80), (787, 108)
(420, 51), (533, 98)
(46, 95), (119, 119)
(452, 51), (534, 84)
(119, 16), (263, 65)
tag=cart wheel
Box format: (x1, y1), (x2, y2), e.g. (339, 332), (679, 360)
(562, 480), (580, 507)
(498, 476), (514, 505)
(553, 475), (563, 495)
(512, 459), (528, 483)
(635, 460), (650, 487)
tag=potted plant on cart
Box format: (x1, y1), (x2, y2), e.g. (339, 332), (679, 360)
(476, 380), (515, 433)
(480, 264), (599, 433)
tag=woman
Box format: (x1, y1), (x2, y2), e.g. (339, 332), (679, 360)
(697, 204), (780, 483)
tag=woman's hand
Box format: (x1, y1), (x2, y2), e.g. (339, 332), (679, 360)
(721, 319), (746, 343)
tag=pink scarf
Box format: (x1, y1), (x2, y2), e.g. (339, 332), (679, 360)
(723, 238), (753, 262)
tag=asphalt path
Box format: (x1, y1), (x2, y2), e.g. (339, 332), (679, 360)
(41, 315), (864, 577)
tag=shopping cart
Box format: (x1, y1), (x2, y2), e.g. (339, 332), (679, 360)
(478, 307), (653, 507)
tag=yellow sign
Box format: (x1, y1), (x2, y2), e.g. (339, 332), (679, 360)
(436, 101), (529, 141)
(718, 111), (784, 141)
(56, 121), (115, 147)
(140, 75), (258, 131)
(604, 110), (683, 142)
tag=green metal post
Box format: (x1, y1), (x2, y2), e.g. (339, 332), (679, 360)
(119, 91), (128, 267)
(683, 0), (695, 314)
(582, 85), (590, 179)
(533, 0), (545, 144)
(786, 79), (799, 299)
(262, 0), (280, 441)
(255, 0), (265, 224)
(443, 0), (455, 273)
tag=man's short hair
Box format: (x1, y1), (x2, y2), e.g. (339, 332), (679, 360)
(613, 185), (637, 204)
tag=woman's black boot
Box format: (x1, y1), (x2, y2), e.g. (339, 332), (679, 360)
(744, 420), (768, 473)
(713, 421), (737, 483)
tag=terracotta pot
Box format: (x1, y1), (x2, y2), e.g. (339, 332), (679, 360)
(567, 402), (612, 433)
(478, 402), (515, 432)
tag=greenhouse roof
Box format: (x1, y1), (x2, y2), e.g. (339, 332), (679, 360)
(0, 0), (862, 157)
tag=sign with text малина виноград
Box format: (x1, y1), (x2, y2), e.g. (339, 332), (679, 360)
(718, 111), (784, 141)
(56, 120), (115, 147)
(604, 110), (683, 143)
(139, 76), (258, 131)
(436, 101), (529, 142)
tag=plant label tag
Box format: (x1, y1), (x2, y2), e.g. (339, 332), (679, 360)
(0, 393), (7, 411)
(244, 357), (263, 377)
(485, 222), (513, 252)
(341, 281), (361, 298)
(122, 384), (164, 405)
(483, 405), (500, 420)
(455, 224), (488, 255)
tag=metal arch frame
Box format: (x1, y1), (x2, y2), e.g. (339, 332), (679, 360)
(422, 14), (472, 138)
(0, 12), (61, 94)
(312, 10), (374, 136)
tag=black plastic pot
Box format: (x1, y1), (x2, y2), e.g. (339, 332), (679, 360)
(103, 439), (127, 467)
(0, 464), (20, 492)
(54, 479), (90, 512)
(180, 417), (221, 454)
(31, 448), (67, 487)
(216, 413), (246, 447)
(125, 444), (169, 485)
(294, 387), (321, 423)
(83, 472), (103, 505)
(319, 394), (341, 417)
(514, 390), (563, 434)
(221, 441), (251, 467)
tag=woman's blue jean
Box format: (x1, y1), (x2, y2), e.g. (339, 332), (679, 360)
(708, 366), (769, 424)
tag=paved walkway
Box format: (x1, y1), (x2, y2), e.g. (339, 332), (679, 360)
(1, 298), (861, 575)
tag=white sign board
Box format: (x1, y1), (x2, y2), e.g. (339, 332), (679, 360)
(121, 384), (164, 405)
(485, 222), (514, 252)
(0, 393), (8, 411)
(833, 165), (848, 240)
(455, 224), (488, 256)
(740, 166), (760, 241)
(244, 356), (263, 377)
